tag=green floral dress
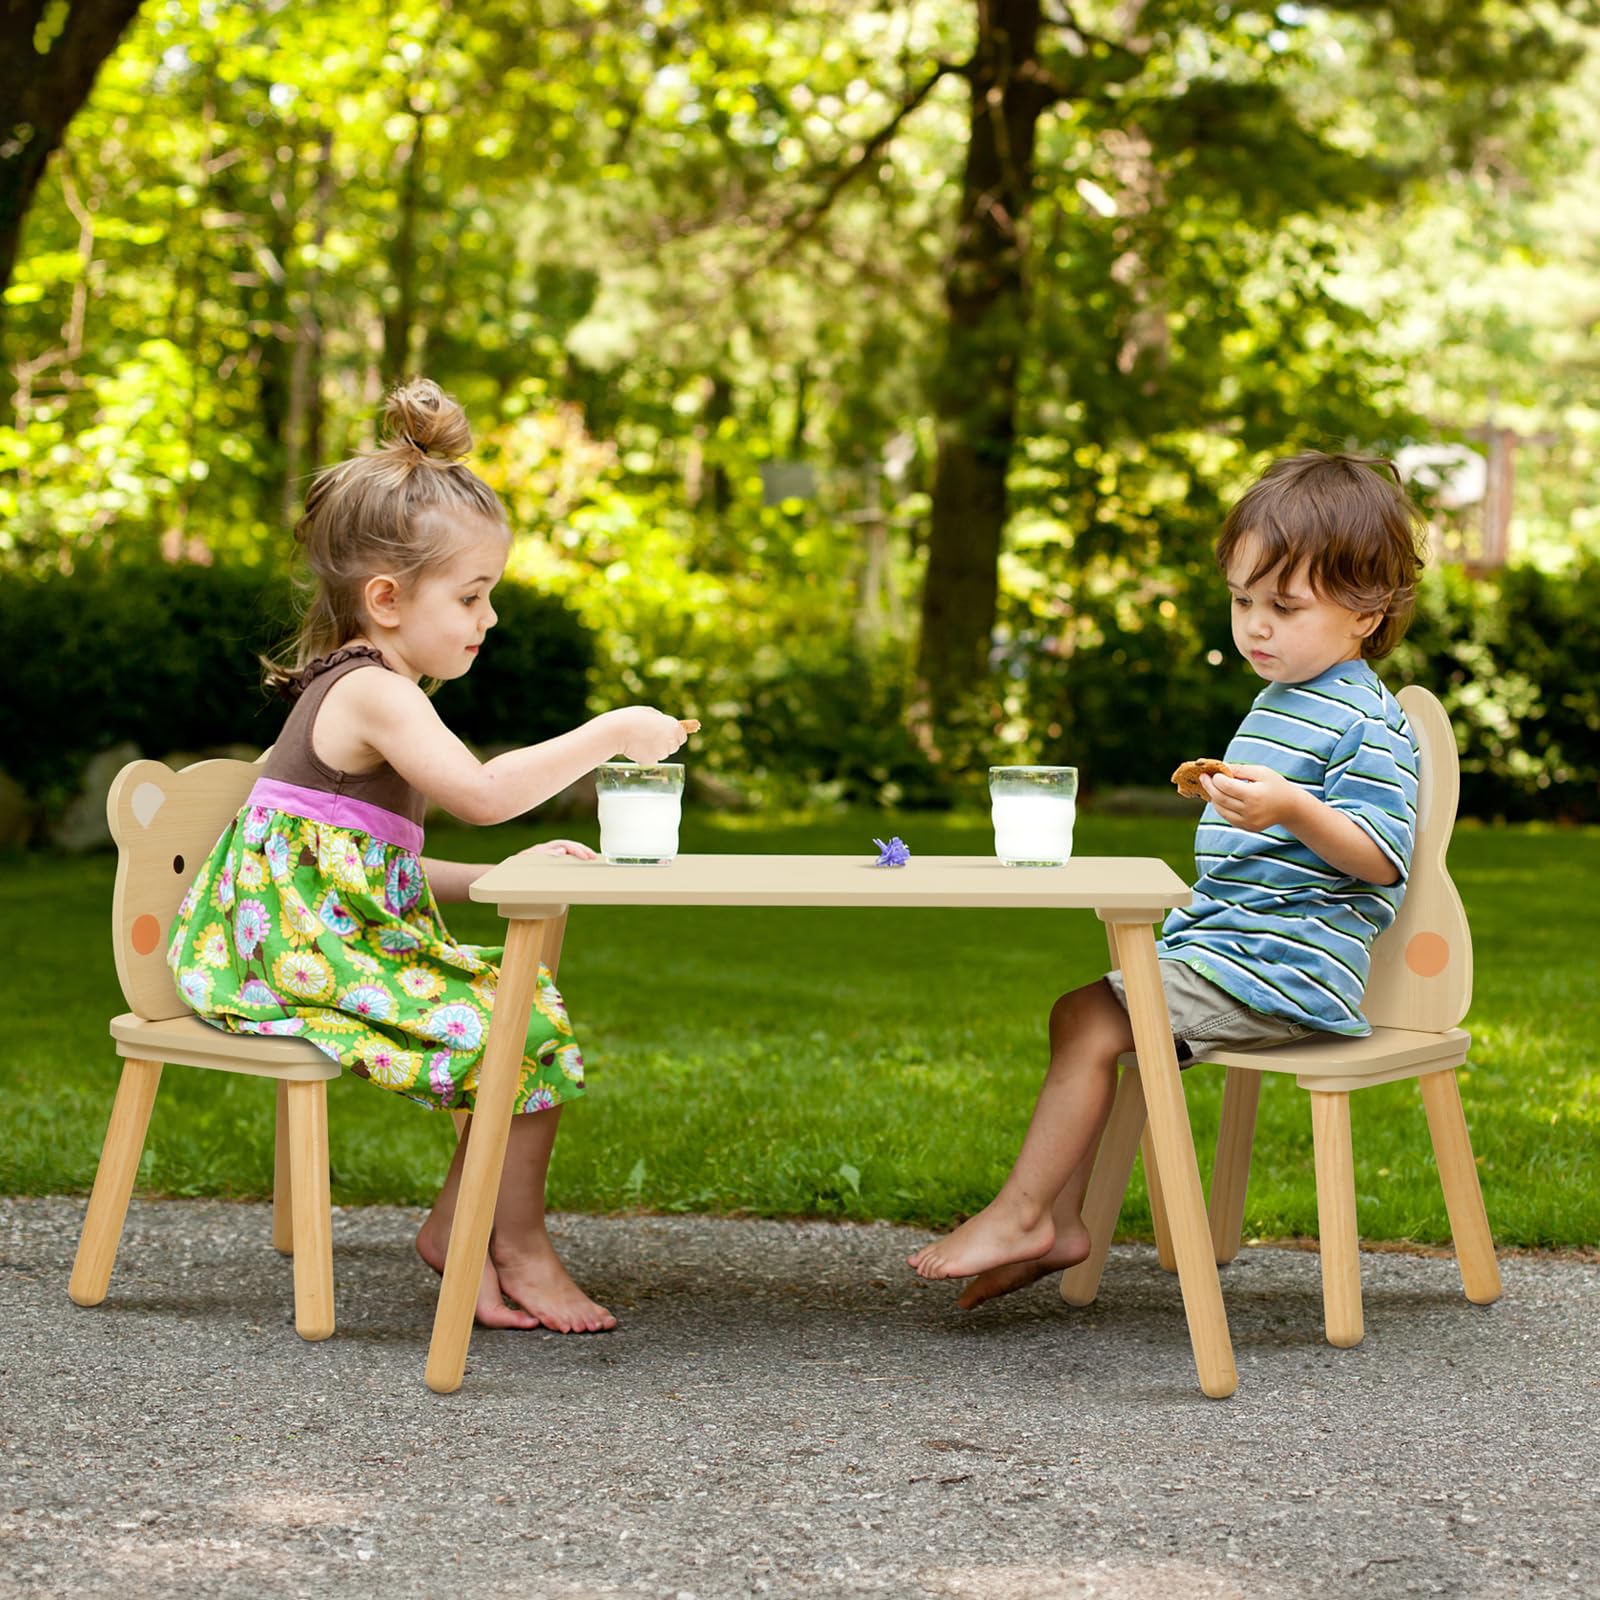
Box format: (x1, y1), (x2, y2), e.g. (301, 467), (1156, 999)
(167, 803), (583, 1115)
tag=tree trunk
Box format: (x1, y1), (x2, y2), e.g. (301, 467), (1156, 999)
(0, 0), (145, 319)
(382, 108), (425, 386)
(917, 0), (1050, 727)
(283, 132), (336, 527)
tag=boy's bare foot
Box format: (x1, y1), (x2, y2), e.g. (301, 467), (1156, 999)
(907, 1200), (1055, 1282)
(954, 1221), (1093, 1309)
(490, 1240), (617, 1333)
(415, 1219), (541, 1330)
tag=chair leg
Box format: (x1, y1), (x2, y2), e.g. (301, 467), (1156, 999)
(1141, 1127), (1177, 1272)
(69, 1057), (163, 1307)
(1309, 1089), (1363, 1348)
(1210, 1067), (1261, 1265)
(1060, 1066), (1147, 1307)
(272, 1081), (294, 1255)
(1418, 1068), (1502, 1306)
(284, 1079), (334, 1341)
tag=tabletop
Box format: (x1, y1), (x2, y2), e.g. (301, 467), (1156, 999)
(470, 852), (1193, 917)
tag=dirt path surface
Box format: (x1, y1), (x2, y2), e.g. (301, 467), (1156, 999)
(3, 1198), (1596, 1599)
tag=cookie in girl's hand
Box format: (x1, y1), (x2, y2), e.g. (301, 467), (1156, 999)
(1171, 757), (1236, 799)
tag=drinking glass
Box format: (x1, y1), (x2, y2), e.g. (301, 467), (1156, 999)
(988, 766), (1078, 866)
(596, 762), (685, 865)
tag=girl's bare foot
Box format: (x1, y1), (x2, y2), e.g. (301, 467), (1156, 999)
(955, 1221), (1094, 1309)
(907, 1199), (1055, 1282)
(414, 1218), (540, 1330)
(490, 1239), (617, 1333)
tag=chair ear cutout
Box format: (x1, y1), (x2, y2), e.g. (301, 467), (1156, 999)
(131, 782), (167, 828)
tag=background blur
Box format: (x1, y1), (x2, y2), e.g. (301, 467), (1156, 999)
(5, 0), (1599, 842)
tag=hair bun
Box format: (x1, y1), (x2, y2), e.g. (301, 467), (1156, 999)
(381, 377), (473, 462)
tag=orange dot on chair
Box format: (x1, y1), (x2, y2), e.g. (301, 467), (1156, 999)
(1405, 931), (1449, 978)
(130, 914), (162, 956)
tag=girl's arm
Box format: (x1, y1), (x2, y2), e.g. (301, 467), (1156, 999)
(422, 858), (492, 904)
(328, 671), (691, 826)
(423, 839), (598, 904)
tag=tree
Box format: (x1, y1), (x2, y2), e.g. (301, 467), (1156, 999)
(911, 0), (1595, 730)
(1, 0), (146, 330)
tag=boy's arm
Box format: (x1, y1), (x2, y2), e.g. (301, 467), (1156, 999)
(1201, 768), (1399, 885)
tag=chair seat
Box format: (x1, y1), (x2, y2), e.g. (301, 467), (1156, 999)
(110, 1012), (341, 1081)
(1122, 1025), (1470, 1093)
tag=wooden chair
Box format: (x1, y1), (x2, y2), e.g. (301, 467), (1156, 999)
(69, 756), (342, 1338)
(1061, 685), (1502, 1346)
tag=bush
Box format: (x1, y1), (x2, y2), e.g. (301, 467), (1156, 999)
(1391, 558), (1600, 822)
(1014, 577), (1247, 793)
(739, 649), (948, 809)
(430, 582), (594, 752)
(1009, 557), (1600, 822)
(0, 564), (592, 826)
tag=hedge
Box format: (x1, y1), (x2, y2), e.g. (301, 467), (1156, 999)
(3, 554), (1594, 833)
(0, 564), (592, 813)
(1015, 557), (1600, 823)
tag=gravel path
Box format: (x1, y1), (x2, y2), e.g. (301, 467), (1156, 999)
(3, 1197), (1596, 1599)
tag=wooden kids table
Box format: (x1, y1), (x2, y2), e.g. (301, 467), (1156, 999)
(426, 854), (1238, 1399)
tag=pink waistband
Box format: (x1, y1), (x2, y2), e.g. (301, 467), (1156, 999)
(247, 777), (425, 854)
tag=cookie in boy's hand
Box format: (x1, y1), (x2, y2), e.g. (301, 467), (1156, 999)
(1171, 757), (1236, 799)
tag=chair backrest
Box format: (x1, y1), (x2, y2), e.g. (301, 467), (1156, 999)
(108, 756), (264, 1021)
(1361, 686), (1472, 1032)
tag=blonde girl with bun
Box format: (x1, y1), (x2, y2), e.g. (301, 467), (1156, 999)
(168, 378), (695, 1334)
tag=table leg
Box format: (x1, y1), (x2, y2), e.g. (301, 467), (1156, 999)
(1107, 919), (1237, 1399)
(1060, 1063), (1146, 1307)
(425, 915), (551, 1394)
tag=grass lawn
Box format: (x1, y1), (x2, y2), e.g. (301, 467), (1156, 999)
(4, 808), (1596, 1249)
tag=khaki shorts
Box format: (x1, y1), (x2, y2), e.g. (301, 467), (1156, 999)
(1103, 959), (1312, 1064)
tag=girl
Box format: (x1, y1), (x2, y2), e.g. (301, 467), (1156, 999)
(168, 377), (693, 1334)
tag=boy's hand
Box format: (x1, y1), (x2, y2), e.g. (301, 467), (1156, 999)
(1200, 764), (1304, 832)
(516, 839), (599, 861)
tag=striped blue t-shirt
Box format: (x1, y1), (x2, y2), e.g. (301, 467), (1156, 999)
(1159, 659), (1420, 1036)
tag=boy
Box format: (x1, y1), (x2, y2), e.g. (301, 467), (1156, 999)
(910, 451), (1427, 1304)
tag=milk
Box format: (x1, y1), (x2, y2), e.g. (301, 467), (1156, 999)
(598, 789), (682, 863)
(991, 792), (1075, 866)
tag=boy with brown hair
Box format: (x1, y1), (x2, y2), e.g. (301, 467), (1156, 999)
(910, 452), (1428, 1302)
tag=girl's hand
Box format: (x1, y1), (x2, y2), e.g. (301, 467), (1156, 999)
(516, 839), (599, 861)
(1200, 764), (1304, 832)
(608, 707), (698, 764)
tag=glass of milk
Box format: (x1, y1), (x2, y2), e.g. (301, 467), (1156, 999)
(596, 762), (685, 865)
(988, 766), (1078, 866)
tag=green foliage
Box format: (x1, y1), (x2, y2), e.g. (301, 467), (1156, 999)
(0, 525), (1592, 833)
(0, 564), (293, 801)
(739, 647), (947, 809)
(1007, 568), (1248, 791)
(1393, 558), (1600, 821)
(998, 555), (1600, 822)
(0, 564), (590, 814)
(3, 0), (1597, 826)
(431, 580), (594, 755)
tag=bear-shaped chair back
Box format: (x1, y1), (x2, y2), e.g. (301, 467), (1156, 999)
(108, 756), (266, 1020)
(1360, 686), (1472, 1033)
